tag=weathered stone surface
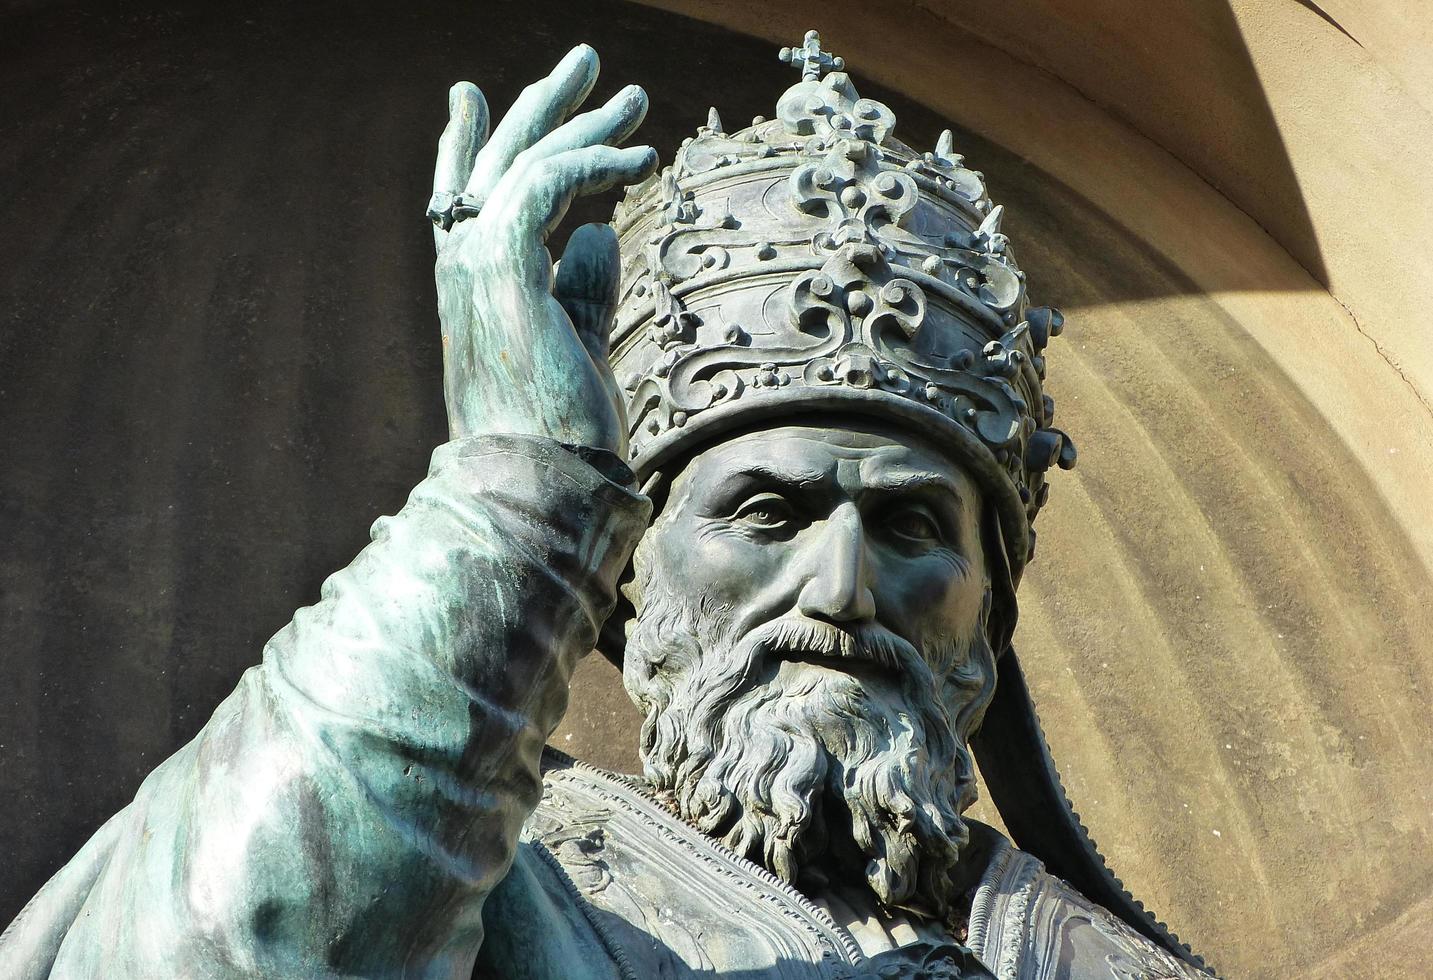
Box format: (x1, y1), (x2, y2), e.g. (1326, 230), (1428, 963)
(565, 5), (1433, 976)
(4, 1), (1432, 977)
(1, 22), (1211, 976)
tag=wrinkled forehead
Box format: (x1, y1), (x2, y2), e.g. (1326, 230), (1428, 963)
(671, 422), (982, 508)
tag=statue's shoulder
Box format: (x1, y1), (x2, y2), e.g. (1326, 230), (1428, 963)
(965, 821), (1207, 979)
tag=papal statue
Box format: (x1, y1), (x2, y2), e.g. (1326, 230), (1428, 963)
(1, 32), (1218, 980)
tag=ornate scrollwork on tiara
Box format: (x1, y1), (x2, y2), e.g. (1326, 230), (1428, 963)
(607, 30), (1073, 567)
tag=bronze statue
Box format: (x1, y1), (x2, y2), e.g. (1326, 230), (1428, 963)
(1, 33), (1214, 979)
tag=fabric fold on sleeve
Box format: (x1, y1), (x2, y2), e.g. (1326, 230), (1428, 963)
(2, 434), (650, 980)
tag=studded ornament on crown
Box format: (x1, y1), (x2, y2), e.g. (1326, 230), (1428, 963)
(608, 30), (1073, 579)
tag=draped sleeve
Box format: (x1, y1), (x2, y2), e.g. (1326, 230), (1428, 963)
(0, 434), (650, 979)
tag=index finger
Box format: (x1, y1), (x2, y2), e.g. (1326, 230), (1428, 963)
(462, 44), (600, 207)
(428, 82), (489, 238)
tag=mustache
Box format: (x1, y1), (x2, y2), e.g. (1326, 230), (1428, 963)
(746, 617), (921, 675)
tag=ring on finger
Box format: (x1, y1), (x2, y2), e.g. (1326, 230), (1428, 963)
(426, 192), (482, 230)
(426, 191), (458, 231)
(451, 193), (483, 222)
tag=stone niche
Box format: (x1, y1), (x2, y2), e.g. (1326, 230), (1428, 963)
(4, 1), (1432, 977)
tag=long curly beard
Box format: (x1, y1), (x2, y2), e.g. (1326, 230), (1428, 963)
(622, 576), (997, 922)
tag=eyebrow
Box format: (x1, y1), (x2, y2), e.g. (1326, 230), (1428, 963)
(858, 472), (966, 505)
(718, 463), (831, 489)
(706, 464), (966, 512)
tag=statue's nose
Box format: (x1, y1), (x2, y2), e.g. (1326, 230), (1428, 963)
(795, 504), (877, 624)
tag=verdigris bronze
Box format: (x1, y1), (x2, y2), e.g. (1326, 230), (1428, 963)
(0, 33), (1214, 979)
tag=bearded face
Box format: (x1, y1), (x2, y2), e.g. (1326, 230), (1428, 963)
(621, 423), (1000, 923)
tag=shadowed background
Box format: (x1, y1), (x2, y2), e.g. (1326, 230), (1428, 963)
(3, 1), (1432, 976)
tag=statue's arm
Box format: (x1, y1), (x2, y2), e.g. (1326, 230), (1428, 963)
(0, 45), (655, 978)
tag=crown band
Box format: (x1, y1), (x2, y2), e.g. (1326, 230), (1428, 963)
(607, 31), (1073, 577)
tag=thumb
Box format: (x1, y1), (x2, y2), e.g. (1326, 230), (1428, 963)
(554, 222), (621, 364)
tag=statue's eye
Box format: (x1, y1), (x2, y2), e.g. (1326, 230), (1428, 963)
(733, 493), (795, 530)
(884, 507), (940, 543)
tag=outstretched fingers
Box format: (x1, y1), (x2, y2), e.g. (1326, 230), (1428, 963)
(517, 84), (648, 173)
(496, 143), (658, 250)
(462, 44), (600, 209)
(428, 82), (489, 245)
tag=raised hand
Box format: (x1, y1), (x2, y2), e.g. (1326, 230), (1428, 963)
(427, 45), (655, 454)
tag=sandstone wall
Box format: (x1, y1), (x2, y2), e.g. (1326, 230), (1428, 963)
(557, 3), (1433, 974)
(3, 1), (1429, 975)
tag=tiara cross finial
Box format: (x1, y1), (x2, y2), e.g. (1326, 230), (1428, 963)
(779, 30), (845, 81)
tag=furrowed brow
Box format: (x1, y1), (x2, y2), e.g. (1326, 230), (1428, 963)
(704, 463), (831, 506)
(861, 472), (965, 505)
(727, 463), (830, 488)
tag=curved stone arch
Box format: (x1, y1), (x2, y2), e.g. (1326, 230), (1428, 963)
(564, 5), (1433, 975)
(1, 1), (1430, 977)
